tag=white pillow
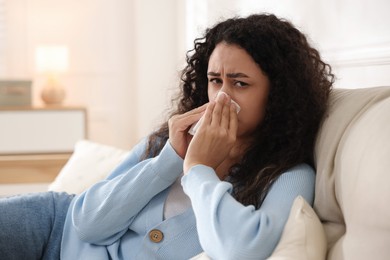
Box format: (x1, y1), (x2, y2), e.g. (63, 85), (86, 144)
(48, 140), (129, 194)
(267, 196), (327, 260)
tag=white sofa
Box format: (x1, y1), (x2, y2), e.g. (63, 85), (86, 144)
(49, 86), (390, 260)
(314, 86), (390, 259)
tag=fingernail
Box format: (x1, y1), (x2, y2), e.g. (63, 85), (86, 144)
(217, 91), (228, 101)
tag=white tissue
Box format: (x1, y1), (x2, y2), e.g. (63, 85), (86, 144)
(188, 94), (240, 135)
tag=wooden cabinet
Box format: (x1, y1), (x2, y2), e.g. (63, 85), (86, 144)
(0, 107), (87, 184)
(0, 153), (71, 183)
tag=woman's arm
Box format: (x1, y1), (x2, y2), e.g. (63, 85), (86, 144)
(182, 163), (315, 260)
(71, 101), (206, 245)
(71, 139), (184, 245)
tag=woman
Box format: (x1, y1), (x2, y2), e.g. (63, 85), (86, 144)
(0, 13), (334, 260)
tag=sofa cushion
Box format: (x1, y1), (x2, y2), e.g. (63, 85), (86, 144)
(314, 86), (390, 259)
(48, 140), (129, 194)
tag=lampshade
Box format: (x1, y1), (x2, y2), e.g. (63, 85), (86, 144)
(35, 46), (69, 73)
(35, 45), (69, 105)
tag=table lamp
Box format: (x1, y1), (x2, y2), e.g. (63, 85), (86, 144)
(35, 46), (69, 105)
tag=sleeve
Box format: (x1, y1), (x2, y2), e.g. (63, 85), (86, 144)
(71, 138), (184, 245)
(181, 163), (315, 260)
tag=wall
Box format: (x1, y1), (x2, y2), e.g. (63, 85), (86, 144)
(186, 0), (390, 89)
(1, 0), (389, 150)
(132, 0), (186, 142)
(3, 0), (136, 148)
(1, 0), (185, 149)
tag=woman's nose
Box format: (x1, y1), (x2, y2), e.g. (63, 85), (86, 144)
(219, 84), (231, 98)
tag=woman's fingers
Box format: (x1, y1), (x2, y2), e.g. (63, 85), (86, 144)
(199, 92), (236, 132)
(201, 101), (215, 126)
(211, 92), (227, 127)
(228, 103), (238, 136)
(184, 94), (239, 175)
(220, 97), (231, 130)
(183, 103), (208, 127)
(179, 103), (207, 120)
(169, 103), (208, 130)
(168, 103), (209, 158)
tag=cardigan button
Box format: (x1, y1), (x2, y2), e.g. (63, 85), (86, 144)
(149, 229), (164, 243)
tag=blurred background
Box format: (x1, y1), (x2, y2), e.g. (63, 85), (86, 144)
(1, 0), (390, 149)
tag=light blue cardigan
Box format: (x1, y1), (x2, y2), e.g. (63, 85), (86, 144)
(60, 138), (315, 259)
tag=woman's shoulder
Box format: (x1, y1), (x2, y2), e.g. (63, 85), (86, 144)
(266, 163), (316, 205)
(287, 163), (315, 175)
(275, 163), (316, 187)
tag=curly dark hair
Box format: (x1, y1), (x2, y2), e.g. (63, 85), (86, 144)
(143, 13), (334, 208)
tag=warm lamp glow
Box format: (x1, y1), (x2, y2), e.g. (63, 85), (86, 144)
(35, 46), (69, 73)
(35, 45), (69, 105)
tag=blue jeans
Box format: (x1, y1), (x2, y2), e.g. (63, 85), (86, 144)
(0, 192), (75, 260)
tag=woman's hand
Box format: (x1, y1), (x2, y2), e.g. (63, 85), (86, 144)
(184, 92), (238, 177)
(168, 103), (208, 159)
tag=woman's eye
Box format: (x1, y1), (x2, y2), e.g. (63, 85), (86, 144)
(209, 78), (222, 84)
(234, 81), (248, 88)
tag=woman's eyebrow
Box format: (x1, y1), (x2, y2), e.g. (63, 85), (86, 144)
(227, 72), (249, 78)
(207, 72), (249, 78)
(207, 72), (220, 77)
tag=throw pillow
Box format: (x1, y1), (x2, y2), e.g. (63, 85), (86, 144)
(267, 196), (327, 260)
(48, 140), (129, 194)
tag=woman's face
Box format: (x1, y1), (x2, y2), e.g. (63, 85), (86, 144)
(207, 42), (270, 139)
